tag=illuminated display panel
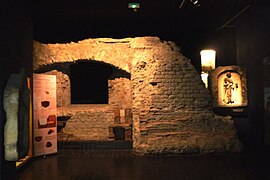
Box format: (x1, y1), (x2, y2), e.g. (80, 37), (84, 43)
(217, 71), (242, 107)
(209, 66), (248, 109)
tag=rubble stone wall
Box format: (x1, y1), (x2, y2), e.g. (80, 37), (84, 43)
(43, 70), (71, 107)
(33, 38), (133, 72)
(57, 105), (114, 141)
(33, 37), (241, 154)
(108, 77), (132, 110)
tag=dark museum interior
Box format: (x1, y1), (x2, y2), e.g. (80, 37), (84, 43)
(1, 0), (270, 179)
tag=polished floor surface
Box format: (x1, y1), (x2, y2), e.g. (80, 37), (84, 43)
(17, 149), (270, 180)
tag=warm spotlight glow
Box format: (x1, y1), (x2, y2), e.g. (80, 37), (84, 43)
(201, 73), (209, 88)
(200, 50), (216, 73)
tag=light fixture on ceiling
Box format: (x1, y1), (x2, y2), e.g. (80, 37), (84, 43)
(190, 0), (200, 7)
(179, 0), (200, 8)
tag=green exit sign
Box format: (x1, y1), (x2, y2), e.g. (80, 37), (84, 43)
(128, 3), (140, 9)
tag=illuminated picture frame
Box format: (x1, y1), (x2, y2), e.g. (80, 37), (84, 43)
(209, 66), (248, 108)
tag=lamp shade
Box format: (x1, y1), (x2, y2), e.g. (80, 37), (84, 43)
(200, 50), (216, 73)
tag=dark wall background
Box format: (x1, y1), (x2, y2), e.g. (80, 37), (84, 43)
(0, 1), (269, 178)
(0, 0), (33, 179)
(236, 5), (270, 148)
(202, 4), (270, 149)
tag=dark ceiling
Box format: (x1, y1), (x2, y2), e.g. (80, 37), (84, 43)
(33, 0), (254, 43)
(32, 0), (267, 66)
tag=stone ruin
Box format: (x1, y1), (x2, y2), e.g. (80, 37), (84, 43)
(33, 36), (241, 154)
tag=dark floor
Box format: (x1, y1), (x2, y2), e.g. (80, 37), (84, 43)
(17, 148), (270, 180)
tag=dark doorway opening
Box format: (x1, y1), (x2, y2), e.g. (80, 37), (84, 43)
(70, 61), (112, 104)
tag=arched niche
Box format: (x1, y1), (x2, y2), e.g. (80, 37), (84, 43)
(34, 60), (131, 109)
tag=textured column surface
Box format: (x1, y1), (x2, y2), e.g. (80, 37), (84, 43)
(3, 69), (30, 161)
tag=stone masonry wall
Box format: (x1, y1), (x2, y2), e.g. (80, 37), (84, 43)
(36, 66), (132, 141)
(33, 37), (241, 154)
(130, 39), (241, 154)
(57, 105), (114, 141)
(108, 78), (132, 110)
(33, 39), (132, 72)
(43, 70), (71, 107)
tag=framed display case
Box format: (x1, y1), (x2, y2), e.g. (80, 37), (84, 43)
(209, 66), (248, 116)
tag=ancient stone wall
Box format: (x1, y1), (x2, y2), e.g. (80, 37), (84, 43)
(57, 105), (114, 141)
(108, 78), (132, 110)
(43, 70), (71, 107)
(33, 37), (241, 154)
(33, 39), (133, 72)
(130, 39), (241, 154)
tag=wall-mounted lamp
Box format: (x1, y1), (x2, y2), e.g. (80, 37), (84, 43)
(179, 0), (200, 8)
(200, 50), (216, 73)
(200, 49), (216, 88)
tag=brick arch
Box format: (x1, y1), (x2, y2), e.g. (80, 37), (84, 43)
(33, 39), (133, 73)
(71, 59), (131, 80)
(34, 59), (132, 107)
